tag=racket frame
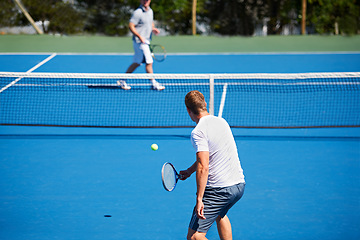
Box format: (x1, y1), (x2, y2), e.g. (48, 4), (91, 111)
(161, 162), (181, 192)
(149, 44), (166, 62)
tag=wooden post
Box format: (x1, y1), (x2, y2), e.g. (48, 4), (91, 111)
(192, 0), (197, 35)
(301, 0), (307, 35)
(13, 0), (44, 34)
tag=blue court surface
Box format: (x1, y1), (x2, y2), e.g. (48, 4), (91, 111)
(1, 53), (360, 240)
(1, 52), (360, 73)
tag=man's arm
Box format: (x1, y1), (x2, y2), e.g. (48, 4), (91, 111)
(129, 22), (145, 43)
(195, 151), (209, 220)
(152, 22), (160, 35)
(179, 151), (209, 219)
(179, 161), (196, 180)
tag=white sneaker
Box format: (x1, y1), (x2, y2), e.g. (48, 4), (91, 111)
(117, 80), (131, 90)
(152, 80), (165, 91)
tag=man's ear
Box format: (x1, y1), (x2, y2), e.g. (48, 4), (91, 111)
(186, 107), (191, 114)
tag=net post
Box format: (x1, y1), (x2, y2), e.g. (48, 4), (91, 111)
(209, 74), (214, 115)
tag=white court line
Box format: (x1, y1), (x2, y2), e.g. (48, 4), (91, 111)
(1, 51), (359, 55)
(0, 53), (56, 93)
(218, 83), (228, 118)
(12, 81), (360, 87)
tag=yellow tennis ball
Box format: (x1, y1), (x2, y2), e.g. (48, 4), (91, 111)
(151, 143), (158, 151)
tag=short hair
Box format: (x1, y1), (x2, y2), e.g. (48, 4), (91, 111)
(185, 90), (207, 115)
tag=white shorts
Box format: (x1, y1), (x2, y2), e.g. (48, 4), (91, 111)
(133, 41), (153, 65)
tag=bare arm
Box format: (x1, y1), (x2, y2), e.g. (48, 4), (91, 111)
(129, 21), (160, 44)
(129, 22), (145, 43)
(179, 151), (209, 219)
(180, 161), (197, 180)
(195, 151), (209, 219)
(152, 22), (160, 35)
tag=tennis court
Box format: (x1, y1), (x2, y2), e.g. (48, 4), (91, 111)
(1, 42), (360, 239)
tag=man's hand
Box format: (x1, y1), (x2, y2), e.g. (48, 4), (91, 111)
(179, 169), (192, 180)
(152, 27), (160, 35)
(196, 200), (206, 219)
(138, 35), (146, 44)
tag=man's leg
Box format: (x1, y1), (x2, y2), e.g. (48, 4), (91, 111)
(126, 63), (140, 73)
(117, 62), (139, 90)
(187, 228), (208, 240)
(216, 215), (232, 240)
(145, 62), (153, 74)
(146, 62), (165, 90)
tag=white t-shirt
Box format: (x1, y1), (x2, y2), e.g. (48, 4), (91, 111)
(191, 115), (245, 188)
(130, 5), (154, 43)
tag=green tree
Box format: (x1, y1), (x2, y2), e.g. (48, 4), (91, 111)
(264, 0), (301, 35)
(1, 0), (359, 36)
(152, 0), (203, 35)
(307, 0), (360, 34)
(18, 0), (84, 34)
(76, 0), (139, 36)
(0, 0), (23, 27)
(196, 0), (301, 36)
(198, 0), (253, 35)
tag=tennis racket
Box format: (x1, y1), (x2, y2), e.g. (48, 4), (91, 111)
(150, 44), (166, 62)
(161, 162), (182, 191)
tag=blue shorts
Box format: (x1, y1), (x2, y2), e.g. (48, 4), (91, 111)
(189, 182), (245, 233)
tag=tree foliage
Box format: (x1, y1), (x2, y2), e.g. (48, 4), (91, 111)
(0, 0), (22, 27)
(76, 0), (138, 36)
(199, 0), (256, 35)
(308, 0), (359, 34)
(153, 0), (196, 34)
(0, 0), (359, 36)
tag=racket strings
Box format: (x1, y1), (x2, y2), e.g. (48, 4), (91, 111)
(151, 45), (166, 62)
(163, 163), (176, 191)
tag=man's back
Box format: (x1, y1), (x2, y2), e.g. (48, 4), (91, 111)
(191, 115), (245, 188)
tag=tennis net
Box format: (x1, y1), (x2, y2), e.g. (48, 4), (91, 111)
(1, 72), (359, 128)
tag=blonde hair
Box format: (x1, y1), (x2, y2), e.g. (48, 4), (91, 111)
(185, 90), (207, 115)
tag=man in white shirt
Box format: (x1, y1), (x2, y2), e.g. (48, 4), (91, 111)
(180, 90), (245, 240)
(117, 0), (164, 91)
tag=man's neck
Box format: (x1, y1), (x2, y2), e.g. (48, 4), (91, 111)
(195, 111), (210, 124)
(141, 5), (149, 11)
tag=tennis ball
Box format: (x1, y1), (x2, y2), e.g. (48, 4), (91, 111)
(151, 143), (158, 151)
